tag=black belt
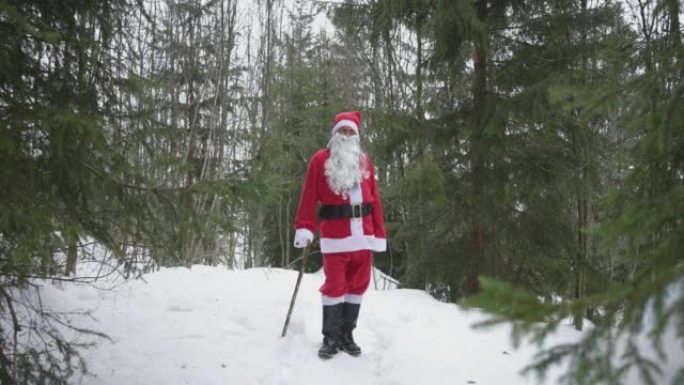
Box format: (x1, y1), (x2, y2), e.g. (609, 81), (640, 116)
(318, 203), (372, 219)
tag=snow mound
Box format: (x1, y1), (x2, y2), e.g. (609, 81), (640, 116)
(32, 265), (680, 385)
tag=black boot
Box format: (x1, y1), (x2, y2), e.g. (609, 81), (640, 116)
(318, 303), (344, 359)
(340, 302), (361, 356)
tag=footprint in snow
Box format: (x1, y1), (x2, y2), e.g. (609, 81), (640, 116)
(167, 305), (193, 313)
(397, 312), (412, 323)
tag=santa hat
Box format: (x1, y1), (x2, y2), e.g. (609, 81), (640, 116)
(331, 111), (362, 136)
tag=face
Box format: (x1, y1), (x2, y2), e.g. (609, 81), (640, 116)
(336, 126), (357, 137)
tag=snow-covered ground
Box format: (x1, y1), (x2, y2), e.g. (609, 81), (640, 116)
(29, 265), (682, 385)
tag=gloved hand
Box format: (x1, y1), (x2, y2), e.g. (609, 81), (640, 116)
(294, 228), (313, 248)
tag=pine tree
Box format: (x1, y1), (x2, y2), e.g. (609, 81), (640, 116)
(0, 1), (133, 382)
(465, 2), (684, 383)
(251, 0), (357, 270)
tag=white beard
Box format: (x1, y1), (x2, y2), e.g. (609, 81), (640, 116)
(325, 134), (363, 197)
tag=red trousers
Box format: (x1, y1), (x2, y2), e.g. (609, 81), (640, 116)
(319, 249), (372, 300)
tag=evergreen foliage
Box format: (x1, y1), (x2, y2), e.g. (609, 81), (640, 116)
(0, 0), (252, 382)
(331, 0), (682, 383)
(0, 1), (131, 381)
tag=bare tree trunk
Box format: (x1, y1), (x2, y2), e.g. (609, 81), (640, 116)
(65, 230), (78, 276)
(572, 0), (594, 329)
(415, 10), (424, 118)
(465, 0), (488, 296)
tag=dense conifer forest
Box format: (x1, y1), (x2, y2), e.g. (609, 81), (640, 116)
(1, 1), (682, 383)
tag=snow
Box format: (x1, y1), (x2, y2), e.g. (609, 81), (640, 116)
(27, 264), (682, 385)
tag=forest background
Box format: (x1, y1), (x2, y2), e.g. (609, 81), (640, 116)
(0, 0), (682, 384)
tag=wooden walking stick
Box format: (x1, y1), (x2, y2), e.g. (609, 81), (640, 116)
(281, 245), (310, 337)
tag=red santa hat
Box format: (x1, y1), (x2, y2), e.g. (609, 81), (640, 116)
(331, 111), (362, 136)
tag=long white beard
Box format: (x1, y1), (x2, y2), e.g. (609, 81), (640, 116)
(325, 134), (363, 196)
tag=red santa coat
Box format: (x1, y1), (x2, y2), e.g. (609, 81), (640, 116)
(294, 148), (387, 254)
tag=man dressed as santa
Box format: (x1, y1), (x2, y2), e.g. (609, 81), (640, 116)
(293, 110), (387, 359)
